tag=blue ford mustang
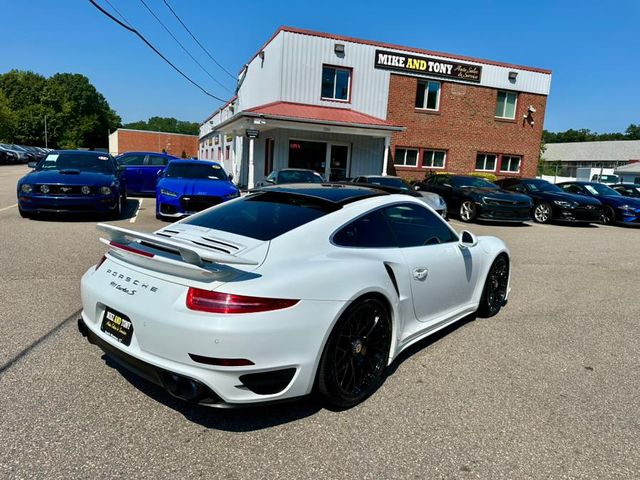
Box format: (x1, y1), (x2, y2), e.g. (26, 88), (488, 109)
(558, 181), (640, 225)
(17, 150), (126, 218)
(156, 159), (240, 219)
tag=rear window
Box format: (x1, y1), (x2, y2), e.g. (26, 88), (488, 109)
(183, 192), (338, 241)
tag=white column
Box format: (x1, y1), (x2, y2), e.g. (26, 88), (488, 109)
(248, 137), (255, 189)
(381, 136), (391, 176)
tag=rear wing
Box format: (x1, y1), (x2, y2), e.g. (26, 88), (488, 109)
(96, 223), (258, 281)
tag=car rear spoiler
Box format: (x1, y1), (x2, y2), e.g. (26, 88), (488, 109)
(96, 223), (258, 280)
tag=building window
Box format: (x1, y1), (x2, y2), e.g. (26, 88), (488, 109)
(495, 91), (517, 119)
(321, 65), (351, 101)
(500, 155), (521, 173)
(476, 153), (497, 171)
(422, 150), (446, 168)
(225, 145), (230, 160)
(394, 148), (419, 167)
(415, 81), (441, 110)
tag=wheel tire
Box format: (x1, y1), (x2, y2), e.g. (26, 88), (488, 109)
(459, 200), (476, 223)
(317, 297), (392, 409)
(533, 202), (552, 223)
(601, 206), (616, 225)
(110, 193), (124, 219)
(477, 254), (510, 318)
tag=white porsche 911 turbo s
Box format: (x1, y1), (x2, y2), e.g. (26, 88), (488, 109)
(78, 184), (511, 408)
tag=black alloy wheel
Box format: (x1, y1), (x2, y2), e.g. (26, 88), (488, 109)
(477, 254), (509, 318)
(533, 202), (553, 223)
(459, 200), (476, 222)
(601, 206), (616, 225)
(317, 297), (392, 409)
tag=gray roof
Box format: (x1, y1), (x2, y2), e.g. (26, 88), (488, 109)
(543, 140), (640, 163)
(614, 162), (640, 174)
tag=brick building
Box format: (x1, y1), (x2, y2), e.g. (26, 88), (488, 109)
(200, 27), (551, 187)
(109, 128), (198, 158)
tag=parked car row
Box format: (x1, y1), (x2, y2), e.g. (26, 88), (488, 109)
(1, 144), (50, 164)
(414, 174), (640, 226)
(16, 150), (240, 220)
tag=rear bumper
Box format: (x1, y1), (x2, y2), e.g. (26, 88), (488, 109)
(80, 262), (344, 405)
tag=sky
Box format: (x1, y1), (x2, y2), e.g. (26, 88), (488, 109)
(1, 0), (638, 133)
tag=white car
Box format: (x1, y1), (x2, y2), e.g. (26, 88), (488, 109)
(78, 184), (511, 408)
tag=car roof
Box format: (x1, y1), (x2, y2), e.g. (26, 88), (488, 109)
(358, 175), (402, 180)
(49, 150), (112, 157)
(167, 159), (223, 167)
(117, 151), (179, 157)
(256, 183), (389, 205)
(275, 168), (319, 173)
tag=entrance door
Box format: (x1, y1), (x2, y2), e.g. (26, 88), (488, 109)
(328, 145), (349, 181)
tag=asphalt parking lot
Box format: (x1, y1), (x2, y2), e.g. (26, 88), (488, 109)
(1, 163), (638, 479)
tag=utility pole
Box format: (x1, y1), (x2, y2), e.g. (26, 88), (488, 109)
(44, 115), (48, 148)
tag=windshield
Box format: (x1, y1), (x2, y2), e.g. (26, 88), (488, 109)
(38, 153), (115, 173)
(584, 183), (620, 196)
(278, 170), (324, 184)
(365, 177), (409, 190)
(524, 179), (562, 193)
(164, 162), (228, 180)
(453, 176), (498, 189)
(184, 191), (337, 241)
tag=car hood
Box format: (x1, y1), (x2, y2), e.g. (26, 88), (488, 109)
(416, 191), (445, 209)
(158, 177), (238, 196)
(463, 187), (531, 203)
(21, 169), (116, 186)
(598, 195), (640, 208)
(534, 191), (602, 206)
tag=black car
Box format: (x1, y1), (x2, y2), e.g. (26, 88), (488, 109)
(494, 177), (603, 224)
(0, 145), (19, 164)
(610, 183), (640, 198)
(414, 174), (532, 222)
(255, 168), (324, 187)
(557, 181), (640, 225)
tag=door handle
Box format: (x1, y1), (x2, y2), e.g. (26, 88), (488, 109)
(413, 267), (429, 281)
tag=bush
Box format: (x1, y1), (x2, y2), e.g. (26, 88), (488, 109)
(468, 172), (497, 182)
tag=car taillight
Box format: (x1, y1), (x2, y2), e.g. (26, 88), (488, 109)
(186, 288), (299, 314)
(95, 255), (107, 270)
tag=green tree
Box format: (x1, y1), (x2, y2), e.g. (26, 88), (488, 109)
(625, 124), (640, 140)
(0, 91), (16, 142)
(0, 70), (120, 148)
(123, 116), (199, 135)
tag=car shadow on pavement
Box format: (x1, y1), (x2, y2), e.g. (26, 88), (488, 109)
(102, 354), (322, 431)
(385, 313), (477, 378)
(23, 199), (141, 223)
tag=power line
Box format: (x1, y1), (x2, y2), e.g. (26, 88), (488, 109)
(162, 0), (237, 81)
(88, 0), (227, 102)
(102, 0), (132, 28)
(137, 0), (233, 93)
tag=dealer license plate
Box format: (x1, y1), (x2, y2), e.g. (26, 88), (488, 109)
(100, 307), (134, 346)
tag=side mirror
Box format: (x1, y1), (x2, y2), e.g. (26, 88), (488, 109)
(27, 161), (37, 169)
(459, 230), (478, 249)
(228, 173), (234, 181)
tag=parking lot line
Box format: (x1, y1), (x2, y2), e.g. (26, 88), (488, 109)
(130, 198), (143, 223)
(0, 203), (17, 212)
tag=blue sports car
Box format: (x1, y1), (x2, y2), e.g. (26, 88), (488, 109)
(116, 151), (180, 196)
(558, 181), (640, 225)
(156, 159), (240, 219)
(17, 150), (126, 218)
